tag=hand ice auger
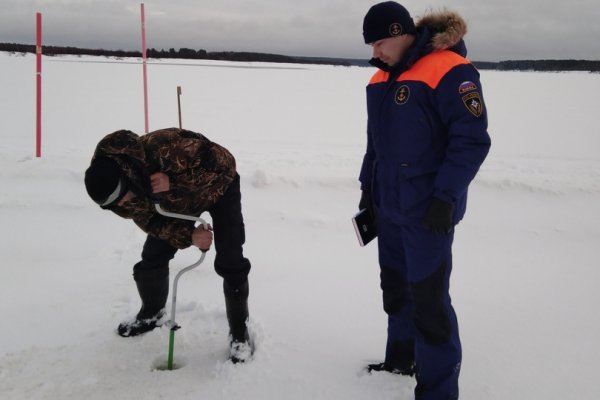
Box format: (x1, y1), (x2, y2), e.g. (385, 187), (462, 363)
(154, 202), (209, 370)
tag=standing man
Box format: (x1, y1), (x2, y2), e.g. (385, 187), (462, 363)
(84, 127), (253, 363)
(359, 2), (491, 399)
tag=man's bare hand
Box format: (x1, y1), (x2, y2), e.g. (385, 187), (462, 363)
(192, 224), (213, 251)
(150, 172), (170, 193)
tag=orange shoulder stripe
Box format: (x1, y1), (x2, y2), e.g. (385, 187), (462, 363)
(398, 50), (470, 89)
(369, 69), (389, 85)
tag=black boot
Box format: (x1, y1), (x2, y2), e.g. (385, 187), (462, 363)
(367, 340), (415, 376)
(367, 362), (415, 376)
(117, 267), (169, 337)
(224, 280), (253, 363)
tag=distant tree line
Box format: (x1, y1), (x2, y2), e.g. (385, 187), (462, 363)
(0, 42), (350, 66)
(2, 42), (599, 71)
(467, 60), (600, 72)
(1, 42), (141, 58)
(486, 59), (600, 72)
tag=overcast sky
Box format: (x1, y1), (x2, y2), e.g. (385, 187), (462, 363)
(1, 0), (599, 61)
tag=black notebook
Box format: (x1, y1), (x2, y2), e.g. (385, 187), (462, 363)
(352, 209), (377, 247)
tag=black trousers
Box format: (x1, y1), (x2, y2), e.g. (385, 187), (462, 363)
(133, 174), (251, 288)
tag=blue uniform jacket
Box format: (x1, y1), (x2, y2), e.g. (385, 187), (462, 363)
(359, 27), (491, 226)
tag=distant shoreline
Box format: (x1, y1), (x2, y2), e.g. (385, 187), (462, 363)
(2, 42), (599, 72)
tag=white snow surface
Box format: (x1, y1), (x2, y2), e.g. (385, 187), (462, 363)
(1, 52), (599, 399)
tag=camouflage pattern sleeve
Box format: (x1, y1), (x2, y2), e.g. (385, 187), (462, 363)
(139, 216), (194, 249)
(111, 195), (194, 249)
(142, 128), (236, 214)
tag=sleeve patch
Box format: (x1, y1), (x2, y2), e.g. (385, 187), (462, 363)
(458, 81), (478, 93)
(462, 92), (484, 117)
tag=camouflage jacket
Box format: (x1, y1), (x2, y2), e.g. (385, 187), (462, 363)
(91, 128), (236, 249)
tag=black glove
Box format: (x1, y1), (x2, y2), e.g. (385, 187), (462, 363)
(359, 190), (375, 217)
(423, 198), (454, 234)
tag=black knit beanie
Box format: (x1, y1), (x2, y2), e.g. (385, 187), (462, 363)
(363, 1), (416, 44)
(84, 157), (128, 207)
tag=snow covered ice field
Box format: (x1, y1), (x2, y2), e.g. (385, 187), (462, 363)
(1, 51), (599, 399)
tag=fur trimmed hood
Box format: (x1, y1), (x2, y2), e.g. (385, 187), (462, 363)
(416, 10), (467, 51)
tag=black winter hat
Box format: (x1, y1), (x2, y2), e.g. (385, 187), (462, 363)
(84, 157), (128, 207)
(363, 1), (416, 44)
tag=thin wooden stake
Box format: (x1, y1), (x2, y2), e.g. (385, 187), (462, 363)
(177, 86), (182, 129)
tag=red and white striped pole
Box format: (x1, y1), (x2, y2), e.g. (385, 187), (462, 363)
(140, 3), (149, 133)
(36, 12), (42, 157)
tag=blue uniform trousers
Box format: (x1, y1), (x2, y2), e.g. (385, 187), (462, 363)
(378, 218), (462, 400)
